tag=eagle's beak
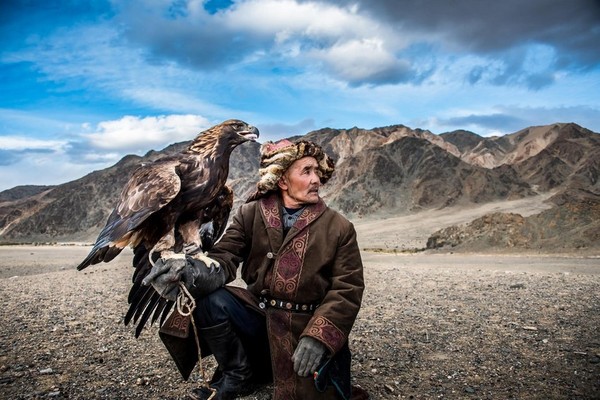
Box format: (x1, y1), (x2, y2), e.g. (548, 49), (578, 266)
(240, 125), (259, 141)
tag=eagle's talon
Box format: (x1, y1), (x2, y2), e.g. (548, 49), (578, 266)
(183, 244), (202, 255)
(190, 252), (220, 269)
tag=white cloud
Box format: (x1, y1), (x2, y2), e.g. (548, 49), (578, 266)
(309, 38), (412, 85)
(0, 135), (67, 152)
(84, 114), (211, 151)
(226, 0), (369, 38)
(224, 0), (411, 85)
(232, 0), (398, 51)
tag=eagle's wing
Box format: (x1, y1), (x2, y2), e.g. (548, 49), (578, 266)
(76, 160), (182, 271)
(124, 185), (234, 337)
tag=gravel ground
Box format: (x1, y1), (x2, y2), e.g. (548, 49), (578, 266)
(0, 246), (599, 399)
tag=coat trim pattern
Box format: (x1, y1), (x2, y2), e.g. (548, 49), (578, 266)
(260, 195), (282, 229)
(267, 309), (296, 399)
(304, 315), (345, 353)
(273, 232), (308, 299)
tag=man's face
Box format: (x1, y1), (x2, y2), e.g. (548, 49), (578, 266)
(278, 156), (321, 208)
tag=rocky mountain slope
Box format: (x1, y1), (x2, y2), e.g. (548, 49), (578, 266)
(427, 123), (600, 252)
(0, 122), (598, 250)
(426, 193), (600, 252)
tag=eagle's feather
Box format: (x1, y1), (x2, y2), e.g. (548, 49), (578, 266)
(77, 119), (258, 336)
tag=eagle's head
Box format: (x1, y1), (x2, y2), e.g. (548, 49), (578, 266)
(220, 119), (260, 144)
(189, 119), (259, 154)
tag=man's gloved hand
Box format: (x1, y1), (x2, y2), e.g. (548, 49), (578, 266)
(142, 255), (187, 301)
(142, 253), (226, 301)
(292, 336), (327, 377)
(180, 253), (226, 298)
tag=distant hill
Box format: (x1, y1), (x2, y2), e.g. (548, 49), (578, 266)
(0, 122), (598, 251)
(0, 185), (55, 202)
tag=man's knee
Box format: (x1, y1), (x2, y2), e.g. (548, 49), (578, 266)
(193, 288), (234, 327)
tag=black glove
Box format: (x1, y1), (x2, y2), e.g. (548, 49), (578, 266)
(180, 253), (227, 298)
(142, 254), (225, 301)
(292, 336), (328, 377)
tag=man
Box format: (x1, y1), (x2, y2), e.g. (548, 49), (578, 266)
(148, 139), (367, 400)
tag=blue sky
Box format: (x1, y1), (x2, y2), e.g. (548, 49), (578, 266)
(1, 0), (599, 191)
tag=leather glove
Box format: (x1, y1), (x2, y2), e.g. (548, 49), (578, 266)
(180, 253), (226, 298)
(142, 255), (187, 301)
(292, 336), (328, 377)
(141, 253), (225, 301)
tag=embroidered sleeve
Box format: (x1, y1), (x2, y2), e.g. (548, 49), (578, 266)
(302, 315), (346, 354)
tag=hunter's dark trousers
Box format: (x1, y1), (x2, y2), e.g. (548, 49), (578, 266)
(193, 288), (272, 384)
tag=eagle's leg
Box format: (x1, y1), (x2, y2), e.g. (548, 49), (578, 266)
(178, 220), (203, 255)
(149, 230), (177, 266)
(177, 220), (214, 269)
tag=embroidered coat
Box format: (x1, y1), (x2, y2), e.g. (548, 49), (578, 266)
(209, 193), (365, 400)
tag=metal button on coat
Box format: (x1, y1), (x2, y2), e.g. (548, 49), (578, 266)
(266, 252), (274, 259)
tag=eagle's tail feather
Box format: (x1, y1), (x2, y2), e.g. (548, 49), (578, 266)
(132, 288), (156, 324)
(134, 292), (162, 338)
(160, 301), (174, 326)
(124, 285), (151, 325)
(124, 286), (173, 337)
(151, 297), (169, 326)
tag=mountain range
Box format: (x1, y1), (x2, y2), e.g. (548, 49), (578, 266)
(1, 122), (598, 252)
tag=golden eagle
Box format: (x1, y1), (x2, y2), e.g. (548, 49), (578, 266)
(76, 119), (258, 336)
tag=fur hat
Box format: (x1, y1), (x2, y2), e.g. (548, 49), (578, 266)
(247, 139), (336, 202)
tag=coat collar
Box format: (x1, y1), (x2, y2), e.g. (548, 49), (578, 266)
(259, 193), (327, 251)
